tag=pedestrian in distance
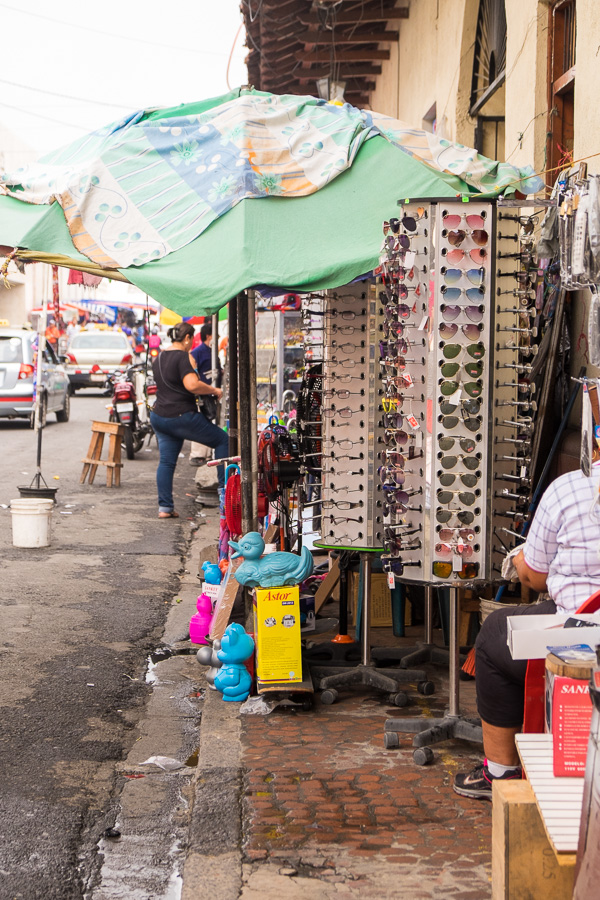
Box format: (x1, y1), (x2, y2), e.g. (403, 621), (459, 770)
(149, 322), (228, 519)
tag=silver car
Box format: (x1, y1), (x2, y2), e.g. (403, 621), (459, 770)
(65, 330), (134, 390)
(0, 328), (70, 424)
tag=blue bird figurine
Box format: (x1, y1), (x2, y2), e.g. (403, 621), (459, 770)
(202, 561), (223, 585)
(228, 532), (314, 588)
(213, 624), (254, 702)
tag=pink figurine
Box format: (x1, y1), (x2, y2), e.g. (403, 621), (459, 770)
(189, 593), (213, 645)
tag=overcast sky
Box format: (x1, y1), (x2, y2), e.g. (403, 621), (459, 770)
(0, 0), (247, 162)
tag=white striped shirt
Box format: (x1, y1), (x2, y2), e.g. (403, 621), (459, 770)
(523, 465), (600, 613)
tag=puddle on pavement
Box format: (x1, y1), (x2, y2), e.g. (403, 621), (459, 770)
(184, 748), (199, 767)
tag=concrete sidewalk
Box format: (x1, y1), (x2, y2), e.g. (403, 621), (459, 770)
(177, 536), (492, 900)
(99, 524), (491, 899)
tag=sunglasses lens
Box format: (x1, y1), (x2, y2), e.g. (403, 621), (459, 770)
(437, 491), (453, 504)
(433, 561), (452, 578)
(442, 305), (461, 321)
(402, 216), (417, 232)
(469, 248), (487, 264)
(443, 268), (462, 285)
(460, 438), (477, 453)
(440, 455), (458, 469)
(399, 234), (410, 249)
(467, 342), (485, 359)
(440, 323), (458, 340)
(463, 456), (480, 470)
(459, 491), (477, 505)
(446, 249), (465, 264)
(461, 474), (479, 488)
(464, 417), (481, 433)
(398, 304), (411, 318)
(442, 343), (461, 359)
(464, 381), (482, 398)
(464, 362), (483, 378)
(440, 362), (460, 377)
(443, 215), (461, 229)
(389, 218), (400, 233)
(466, 268), (484, 286)
(471, 229), (489, 247)
(466, 215), (485, 229)
(447, 229), (466, 247)
(440, 380), (459, 396)
(465, 306), (484, 323)
(441, 287), (461, 301)
(463, 324), (482, 342)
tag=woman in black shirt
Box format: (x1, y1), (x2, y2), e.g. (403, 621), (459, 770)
(150, 322), (228, 518)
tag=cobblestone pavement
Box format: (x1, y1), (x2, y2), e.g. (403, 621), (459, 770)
(239, 659), (491, 899)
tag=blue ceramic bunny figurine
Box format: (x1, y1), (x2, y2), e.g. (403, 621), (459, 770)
(213, 623), (254, 702)
(202, 561), (223, 585)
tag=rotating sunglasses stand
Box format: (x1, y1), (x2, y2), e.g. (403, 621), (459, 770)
(295, 202), (539, 733)
(305, 282), (430, 702)
(379, 200), (540, 759)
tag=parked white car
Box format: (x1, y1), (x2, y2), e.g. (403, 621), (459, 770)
(65, 330), (133, 390)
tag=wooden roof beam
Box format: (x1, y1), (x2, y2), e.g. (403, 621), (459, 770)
(296, 49), (390, 62)
(299, 30), (399, 44)
(296, 64), (382, 81)
(299, 4), (409, 27)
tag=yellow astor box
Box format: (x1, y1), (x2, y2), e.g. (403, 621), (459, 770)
(253, 585), (302, 683)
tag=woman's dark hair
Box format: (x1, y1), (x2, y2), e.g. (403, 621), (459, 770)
(167, 322), (195, 343)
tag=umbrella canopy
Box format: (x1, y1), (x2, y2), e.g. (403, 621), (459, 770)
(0, 89), (542, 316)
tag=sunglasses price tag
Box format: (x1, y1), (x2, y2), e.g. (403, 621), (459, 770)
(405, 414), (420, 431)
(452, 553), (463, 572)
(404, 251), (416, 268)
(418, 314), (429, 332)
(387, 570), (395, 589)
(402, 372), (414, 387)
(520, 465), (528, 480)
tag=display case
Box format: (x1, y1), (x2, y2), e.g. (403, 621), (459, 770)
(296, 198), (540, 586)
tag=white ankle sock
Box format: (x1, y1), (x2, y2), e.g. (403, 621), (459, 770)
(486, 759), (519, 778)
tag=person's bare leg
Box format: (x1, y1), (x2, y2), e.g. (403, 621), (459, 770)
(482, 721), (520, 767)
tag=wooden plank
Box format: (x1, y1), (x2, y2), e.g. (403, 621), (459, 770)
(295, 49), (391, 62)
(314, 557), (340, 613)
(299, 29), (399, 44)
(299, 4), (410, 26)
(492, 780), (575, 900)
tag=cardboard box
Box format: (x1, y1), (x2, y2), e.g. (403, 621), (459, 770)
(348, 571), (393, 627)
(546, 672), (593, 776)
(507, 613), (600, 660)
(253, 585), (302, 683)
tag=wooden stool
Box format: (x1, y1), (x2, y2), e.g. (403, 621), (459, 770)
(81, 421), (124, 487)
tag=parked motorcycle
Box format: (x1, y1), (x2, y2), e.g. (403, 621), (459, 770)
(106, 363), (156, 459)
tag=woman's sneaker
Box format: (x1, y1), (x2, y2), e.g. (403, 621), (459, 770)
(453, 760), (522, 800)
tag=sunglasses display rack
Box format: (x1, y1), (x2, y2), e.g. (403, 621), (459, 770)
(376, 204), (431, 575)
(375, 200), (544, 588)
(301, 282), (377, 551)
(490, 208), (541, 573)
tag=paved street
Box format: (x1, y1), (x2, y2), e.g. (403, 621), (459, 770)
(0, 392), (203, 900)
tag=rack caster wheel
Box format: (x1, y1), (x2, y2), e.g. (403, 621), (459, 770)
(320, 689), (338, 705)
(301, 699), (313, 711)
(389, 691), (408, 707)
(417, 681), (435, 696)
(413, 747), (434, 766)
(384, 732), (400, 750)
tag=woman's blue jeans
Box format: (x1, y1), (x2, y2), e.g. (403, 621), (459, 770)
(150, 409), (228, 513)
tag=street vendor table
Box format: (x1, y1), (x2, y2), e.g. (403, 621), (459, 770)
(515, 732), (583, 860)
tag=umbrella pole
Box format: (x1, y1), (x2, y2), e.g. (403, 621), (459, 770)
(237, 290), (258, 536)
(33, 292), (48, 487)
(228, 296), (239, 457)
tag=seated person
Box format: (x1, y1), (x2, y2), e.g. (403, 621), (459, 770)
(454, 458), (600, 800)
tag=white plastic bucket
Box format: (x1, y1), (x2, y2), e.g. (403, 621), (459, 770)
(10, 498), (53, 548)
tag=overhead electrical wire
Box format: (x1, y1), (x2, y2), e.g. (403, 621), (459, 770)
(0, 1), (238, 58)
(0, 76), (136, 110)
(0, 99), (89, 131)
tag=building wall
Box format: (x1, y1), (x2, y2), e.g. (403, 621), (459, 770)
(371, 0), (599, 178)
